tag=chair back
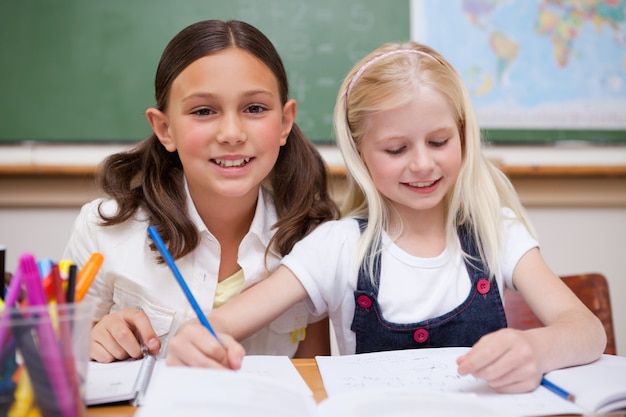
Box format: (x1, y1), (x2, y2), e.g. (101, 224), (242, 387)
(504, 273), (616, 355)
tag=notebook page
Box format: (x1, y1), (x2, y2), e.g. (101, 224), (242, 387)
(238, 355), (312, 396)
(316, 348), (583, 417)
(543, 354), (626, 413)
(135, 367), (317, 417)
(85, 358), (145, 405)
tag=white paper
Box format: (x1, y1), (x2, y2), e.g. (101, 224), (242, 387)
(315, 348), (589, 417)
(135, 367), (318, 417)
(238, 355), (312, 396)
(542, 354), (626, 413)
(318, 389), (500, 417)
(85, 358), (145, 405)
(86, 355), (311, 408)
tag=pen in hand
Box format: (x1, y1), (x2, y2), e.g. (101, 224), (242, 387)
(132, 320), (157, 408)
(541, 377), (575, 403)
(147, 226), (223, 345)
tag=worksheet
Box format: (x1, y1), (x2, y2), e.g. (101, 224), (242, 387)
(316, 347), (626, 416)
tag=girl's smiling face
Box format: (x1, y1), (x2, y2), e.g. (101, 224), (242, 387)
(359, 85), (462, 222)
(148, 47), (295, 203)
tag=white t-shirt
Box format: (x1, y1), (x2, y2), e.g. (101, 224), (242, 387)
(63, 186), (316, 358)
(281, 209), (538, 355)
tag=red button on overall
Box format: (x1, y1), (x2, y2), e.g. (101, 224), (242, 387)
(413, 328), (429, 343)
(477, 278), (490, 295)
(357, 295), (372, 308)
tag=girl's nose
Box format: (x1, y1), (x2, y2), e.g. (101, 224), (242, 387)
(216, 113), (247, 145)
(408, 149), (434, 172)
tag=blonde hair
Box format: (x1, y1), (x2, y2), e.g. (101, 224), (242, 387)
(333, 41), (536, 280)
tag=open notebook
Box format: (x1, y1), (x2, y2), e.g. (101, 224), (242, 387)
(85, 355), (311, 407)
(135, 367), (503, 417)
(134, 348), (626, 417)
(315, 348), (626, 416)
(85, 355), (162, 406)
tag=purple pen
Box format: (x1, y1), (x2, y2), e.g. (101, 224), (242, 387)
(20, 253), (79, 417)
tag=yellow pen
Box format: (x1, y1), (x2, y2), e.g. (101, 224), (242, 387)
(24, 407), (41, 417)
(8, 368), (35, 417)
(57, 260), (74, 279)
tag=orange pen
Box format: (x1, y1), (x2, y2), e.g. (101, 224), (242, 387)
(74, 252), (104, 302)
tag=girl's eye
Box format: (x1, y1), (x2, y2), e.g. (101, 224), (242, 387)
(430, 139), (449, 147)
(385, 146), (406, 155)
(192, 107), (214, 116)
(246, 104), (266, 114)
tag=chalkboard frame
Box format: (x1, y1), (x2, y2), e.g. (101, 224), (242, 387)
(483, 129), (626, 145)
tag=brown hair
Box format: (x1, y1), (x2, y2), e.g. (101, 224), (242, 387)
(97, 20), (338, 261)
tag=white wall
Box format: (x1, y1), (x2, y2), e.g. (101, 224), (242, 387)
(1, 207), (80, 268)
(526, 208), (625, 356)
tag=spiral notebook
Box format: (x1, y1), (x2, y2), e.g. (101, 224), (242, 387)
(85, 354), (160, 406)
(85, 354), (311, 407)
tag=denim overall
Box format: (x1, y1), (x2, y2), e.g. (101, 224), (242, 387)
(351, 220), (508, 353)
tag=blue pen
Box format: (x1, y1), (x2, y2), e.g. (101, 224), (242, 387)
(147, 226), (222, 343)
(37, 258), (54, 281)
(541, 377), (575, 402)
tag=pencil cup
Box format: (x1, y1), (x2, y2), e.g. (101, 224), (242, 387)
(0, 301), (94, 417)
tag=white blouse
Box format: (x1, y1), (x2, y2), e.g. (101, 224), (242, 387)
(63, 186), (318, 358)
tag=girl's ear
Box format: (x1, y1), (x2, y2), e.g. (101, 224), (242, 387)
(280, 99), (297, 146)
(145, 108), (176, 152)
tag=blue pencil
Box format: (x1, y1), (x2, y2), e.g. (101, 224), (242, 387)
(541, 377), (575, 402)
(147, 226), (222, 344)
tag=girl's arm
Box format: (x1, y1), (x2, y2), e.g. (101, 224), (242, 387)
(457, 247), (606, 393)
(166, 265), (309, 367)
(213, 265), (309, 339)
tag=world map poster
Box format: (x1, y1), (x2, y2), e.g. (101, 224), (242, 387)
(411, 0), (626, 138)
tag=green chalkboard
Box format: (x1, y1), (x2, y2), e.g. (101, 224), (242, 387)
(0, 1), (410, 143)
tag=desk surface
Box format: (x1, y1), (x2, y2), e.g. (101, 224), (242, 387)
(84, 358), (626, 417)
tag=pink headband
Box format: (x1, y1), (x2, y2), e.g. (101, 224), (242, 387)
(345, 49), (438, 101)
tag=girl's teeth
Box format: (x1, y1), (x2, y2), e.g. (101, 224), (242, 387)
(214, 157), (250, 167)
(409, 180), (436, 188)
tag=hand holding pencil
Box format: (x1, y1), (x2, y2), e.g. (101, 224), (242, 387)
(166, 318), (245, 369)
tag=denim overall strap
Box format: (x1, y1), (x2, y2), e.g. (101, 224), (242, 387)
(351, 221), (508, 354)
(354, 218), (383, 295)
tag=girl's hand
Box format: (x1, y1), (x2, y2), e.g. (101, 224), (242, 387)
(456, 328), (543, 393)
(166, 319), (245, 370)
(90, 308), (161, 362)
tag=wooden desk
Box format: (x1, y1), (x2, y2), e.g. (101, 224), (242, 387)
(84, 359), (327, 417)
(291, 358), (327, 403)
